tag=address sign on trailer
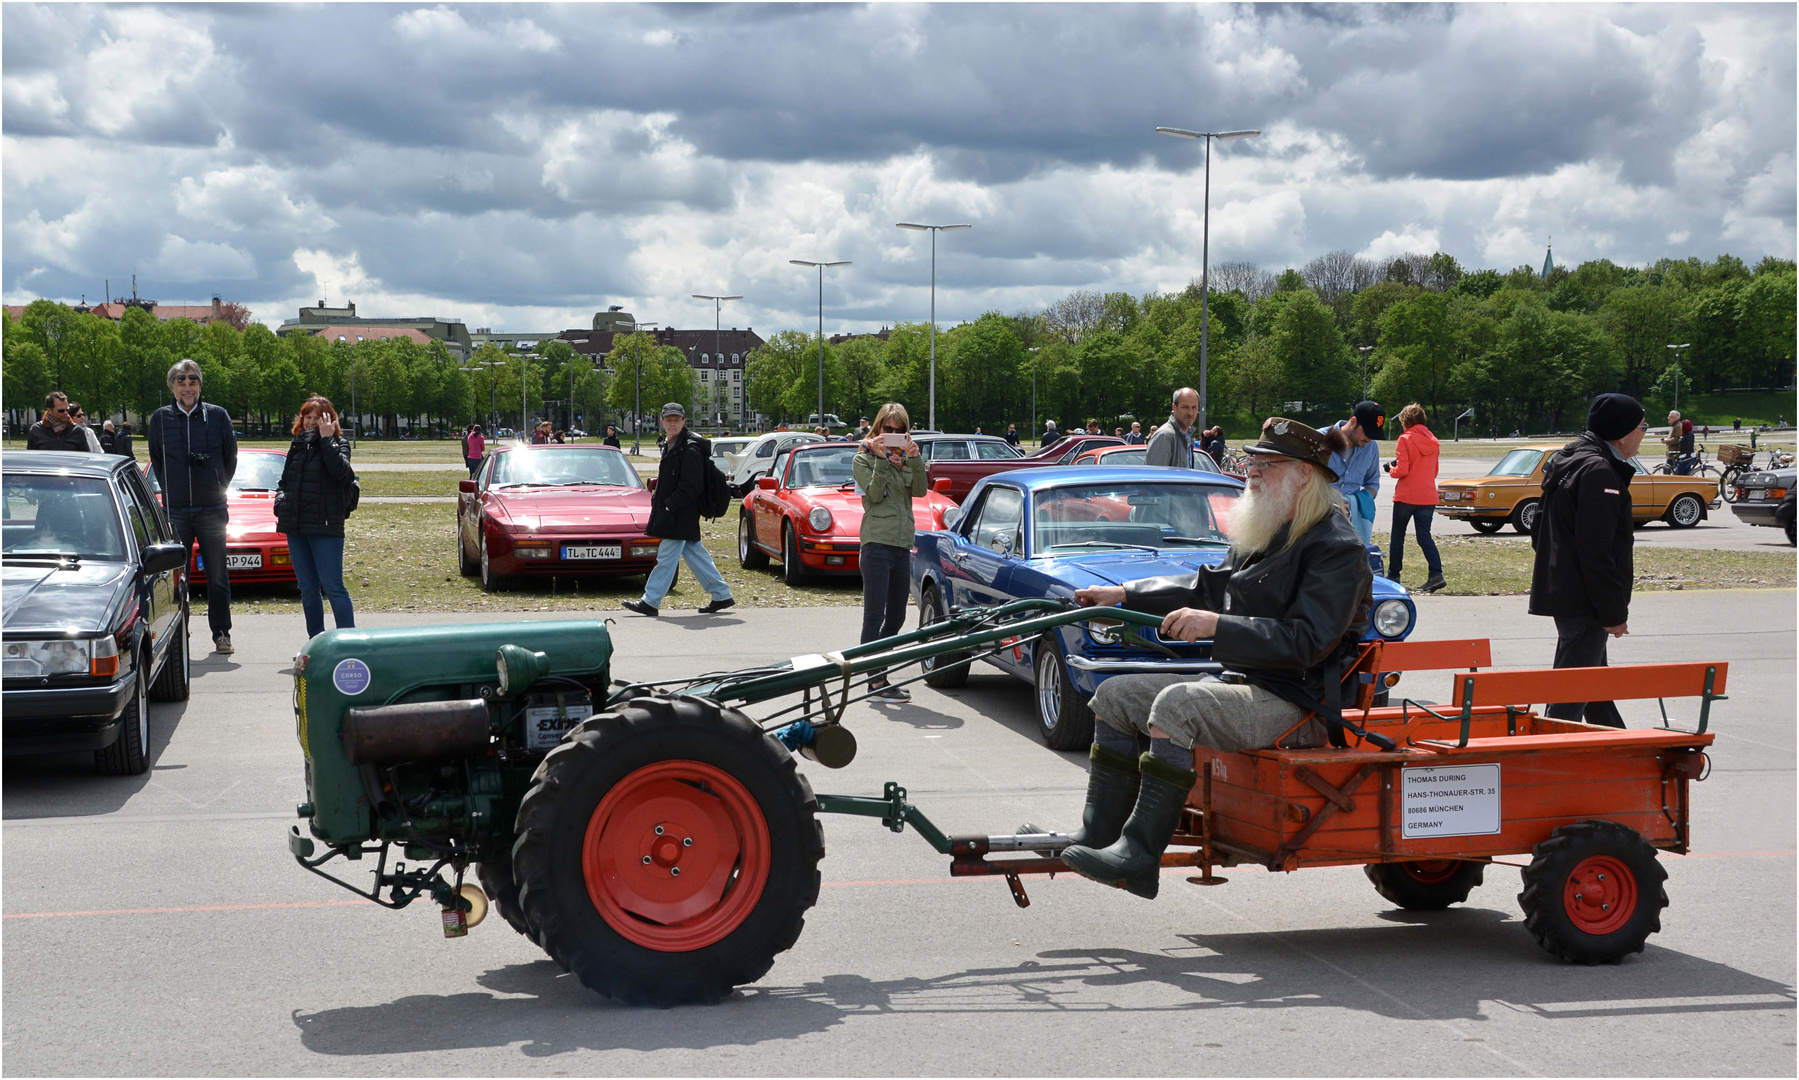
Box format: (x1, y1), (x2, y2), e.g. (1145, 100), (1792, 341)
(1400, 763), (1501, 838)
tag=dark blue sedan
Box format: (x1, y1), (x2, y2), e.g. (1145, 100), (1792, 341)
(910, 466), (1417, 749)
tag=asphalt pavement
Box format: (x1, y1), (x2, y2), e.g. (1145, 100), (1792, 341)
(4, 594), (1793, 1075)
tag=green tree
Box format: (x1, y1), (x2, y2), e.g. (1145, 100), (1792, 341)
(1373, 291), (1457, 420)
(1268, 289), (1353, 410)
(1597, 285), (1680, 398)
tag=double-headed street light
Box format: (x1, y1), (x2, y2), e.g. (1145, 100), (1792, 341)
(693, 293), (743, 426)
(1666, 343), (1691, 413)
(790, 260), (850, 429)
(1155, 126), (1260, 434)
(1358, 344), (1375, 401)
(895, 222), (971, 431)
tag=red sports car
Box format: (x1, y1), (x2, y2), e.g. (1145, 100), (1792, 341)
(144, 449), (296, 585)
(458, 444), (659, 591)
(736, 442), (961, 584)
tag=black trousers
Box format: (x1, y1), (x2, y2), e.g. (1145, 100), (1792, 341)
(859, 542), (912, 683)
(1389, 501), (1442, 578)
(170, 507), (231, 638)
(1545, 615), (1625, 728)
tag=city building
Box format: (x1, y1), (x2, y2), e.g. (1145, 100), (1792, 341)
(276, 300), (473, 358)
(4, 294), (237, 325)
(555, 308), (765, 427)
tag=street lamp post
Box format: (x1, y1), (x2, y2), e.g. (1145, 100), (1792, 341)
(475, 359), (504, 434)
(895, 222), (971, 431)
(1028, 346), (1040, 448)
(789, 260), (850, 429)
(1358, 345), (1374, 401)
(692, 293), (742, 427)
(1155, 126), (1261, 434)
(1666, 343), (1691, 413)
(630, 323), (661, 455)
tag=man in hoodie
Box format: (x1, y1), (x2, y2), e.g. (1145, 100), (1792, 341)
(146, 358), (240, 654)
(1527, 393), (1647, 728)
(1145, 388), (1200, 469)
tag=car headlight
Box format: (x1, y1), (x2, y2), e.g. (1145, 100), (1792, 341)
(2, 637), (113, 678)
(808, 507), (833, 532)
(1086, 621), (1122, 645)
(1373, 600), (1413, 639)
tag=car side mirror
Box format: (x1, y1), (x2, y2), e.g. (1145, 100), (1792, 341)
(458, 479), (477, 494)
(140, 542), (189, 577)
(757, 476), (778, 490)
(941, 507), (964, 531)
(932, 477), (952, 493)
(991, 533), (1014, 556)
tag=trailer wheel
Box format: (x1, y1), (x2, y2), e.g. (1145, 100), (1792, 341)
(512, 695), (824, 1006)
(1364, 859), (1485, 910)
(476, 856), (536, 942)
(1519, 820), (1667, 964)
(918, 584), (970, 689)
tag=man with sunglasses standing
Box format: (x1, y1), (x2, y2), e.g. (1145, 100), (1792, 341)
(1528, 393), (1647, 729)
(26, 392), (96, 451)
(147, 359), (240, 655)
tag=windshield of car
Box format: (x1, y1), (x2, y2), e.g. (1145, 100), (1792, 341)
(232, 453), (286, 492)
(1489, 449), (1545, 477)
(1033, 482), (1237, 553)
(2, 474), (127, 560)
(976, 441), (1023, 460)
(785, 447), (858, 488)
(1094, 448), (1146, 465)
(489, 448), (642, 489)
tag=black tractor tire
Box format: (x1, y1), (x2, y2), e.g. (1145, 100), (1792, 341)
(780, 522), (810, 586)
(1510, 498), (1540, 535)
(739, 511), (768, 570)
(1033, 633), (1095, 750)
(1665, 493), (1705, 529)
(96, 649), (151, 776)
(1518, 819), (1667, 964)
(917, 584), (970, 689)
(149, 609), (190, 702)
(1365, 859), (1485, 911)
(1468, 519), (1505, 535)
(512, 695), (824, 1006)
(458, 518), (479, 577)
(477, 856), (536, 942)
(479, 525), (507, 593)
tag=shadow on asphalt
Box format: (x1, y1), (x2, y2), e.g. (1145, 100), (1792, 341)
(288, 909), (1795, 1055)
(2, 697), (192, 818)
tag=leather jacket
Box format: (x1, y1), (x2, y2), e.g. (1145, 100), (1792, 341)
(1121, 506), (1372, 704)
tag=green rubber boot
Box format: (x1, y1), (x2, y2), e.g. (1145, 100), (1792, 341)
(1060, 752), (1198, 900)
(1019, 744), (1140, 850)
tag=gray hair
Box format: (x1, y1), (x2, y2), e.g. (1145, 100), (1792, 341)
(167, 358), (202, 389)
(1172, 387), (1199, 408)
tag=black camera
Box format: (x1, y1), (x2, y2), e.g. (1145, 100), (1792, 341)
(188, 452), (211, 467)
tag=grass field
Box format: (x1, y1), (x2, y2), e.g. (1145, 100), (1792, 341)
(215, 502), (1795, 617)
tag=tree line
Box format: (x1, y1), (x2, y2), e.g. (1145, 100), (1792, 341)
(745, 251), (1795, 436)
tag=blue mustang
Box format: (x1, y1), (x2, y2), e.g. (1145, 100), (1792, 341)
(910, 466), (1417, 749)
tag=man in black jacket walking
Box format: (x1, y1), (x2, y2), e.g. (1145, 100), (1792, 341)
(146, 358), (240, 654)
(1052, 417), (1364, 898)
(623, 403), (734, 617)
(1528, 393), (1646, 728)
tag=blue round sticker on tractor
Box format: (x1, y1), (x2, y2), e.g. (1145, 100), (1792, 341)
(332, 658), (372, 695)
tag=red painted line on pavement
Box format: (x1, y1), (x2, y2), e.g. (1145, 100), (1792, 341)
(8, 851), (1791, 920)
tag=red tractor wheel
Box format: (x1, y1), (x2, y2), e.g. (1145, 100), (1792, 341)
(512, 695), (824, 1005)
(1364, 859), (1486, 910)
(1519, 820), (1667, 964)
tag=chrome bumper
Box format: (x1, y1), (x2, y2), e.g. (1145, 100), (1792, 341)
(1065, 657), (1223, 675)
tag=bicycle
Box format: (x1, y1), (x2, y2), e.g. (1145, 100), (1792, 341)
(1718, 445), (1795, 502)
(1652, 443), (1718, 482)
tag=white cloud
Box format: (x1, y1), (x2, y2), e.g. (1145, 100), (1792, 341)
(154, 235), (257, 281)
(79, 7), (218, 137)
(1359, 227), (1443, 264)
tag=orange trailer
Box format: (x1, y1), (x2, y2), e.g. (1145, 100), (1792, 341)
(937, 638), (1724, 965)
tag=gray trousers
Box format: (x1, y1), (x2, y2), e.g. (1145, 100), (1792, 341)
(1090, 674), (1320, 755)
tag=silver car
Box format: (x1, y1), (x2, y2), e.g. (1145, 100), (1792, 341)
(726, 432), (828, 495)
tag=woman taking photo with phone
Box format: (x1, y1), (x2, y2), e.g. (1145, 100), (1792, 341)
(276, 396), (356, 638)
(852, 402), (928, 701)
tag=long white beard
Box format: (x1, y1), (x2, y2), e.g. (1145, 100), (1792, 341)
(1231, 470), (1302, 556)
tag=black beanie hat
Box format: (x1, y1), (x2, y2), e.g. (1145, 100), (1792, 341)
(1587, 393), (1645, 441)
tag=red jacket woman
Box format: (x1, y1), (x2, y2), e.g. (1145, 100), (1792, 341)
(1386, 404), (1445, 592)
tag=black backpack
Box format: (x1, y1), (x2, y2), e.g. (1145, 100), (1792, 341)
(699, 448), (730, 519)
(344, 473), (361, 517)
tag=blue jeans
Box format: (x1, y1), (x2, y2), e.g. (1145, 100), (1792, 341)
(287, 533), (355, 639)
(169, 506), (231, 638)
(641, 538), (731, 608)
(1389, 501), (1442, 578)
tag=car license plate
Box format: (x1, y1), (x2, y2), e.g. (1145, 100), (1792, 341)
(1752, 489), (1770, 500)
(563, 544), (621, 559)
(226, 552), (262, 569)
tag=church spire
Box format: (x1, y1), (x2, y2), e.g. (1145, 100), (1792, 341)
(1541, 236), (1555, 279)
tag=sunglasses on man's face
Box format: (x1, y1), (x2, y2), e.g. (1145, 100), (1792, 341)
(174, 375), (201, 384)
(50, 406), (69, 415)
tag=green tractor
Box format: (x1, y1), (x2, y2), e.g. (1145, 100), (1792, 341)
(287, 602), (1179, 1005)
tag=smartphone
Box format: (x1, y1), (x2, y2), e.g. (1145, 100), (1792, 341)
(882, 433), (908, 449)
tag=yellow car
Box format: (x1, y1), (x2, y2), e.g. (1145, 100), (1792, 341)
(1438, 444), (1717, 534)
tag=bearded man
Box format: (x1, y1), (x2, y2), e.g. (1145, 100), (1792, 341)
(1054, 416), (1372, 899)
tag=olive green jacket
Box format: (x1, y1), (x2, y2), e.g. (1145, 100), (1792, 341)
(852, 448), (928, 549)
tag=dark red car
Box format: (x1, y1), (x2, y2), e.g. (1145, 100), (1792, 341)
(457, 445), (658, 592)
(925, 435), (1125, 502)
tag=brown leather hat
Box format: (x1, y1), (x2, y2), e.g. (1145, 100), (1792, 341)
(1238, 417), (1352, 481)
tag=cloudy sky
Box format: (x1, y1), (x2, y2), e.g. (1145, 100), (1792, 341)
(4, 3), (1794, 336)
